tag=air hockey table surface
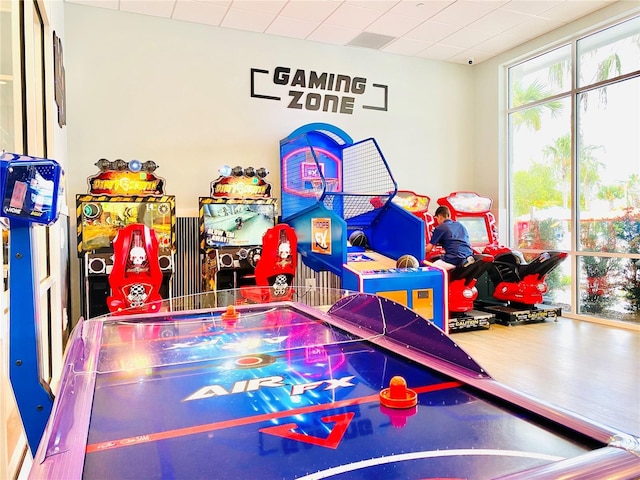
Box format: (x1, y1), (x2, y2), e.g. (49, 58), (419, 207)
(30, 289), (639, 479)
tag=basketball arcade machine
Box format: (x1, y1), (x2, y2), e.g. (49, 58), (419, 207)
(76, 159), (175, 318)
(280, 123), (447, 332)
(393, 190), (495, 331)
(438, 191), (567, 325)
(2, 152), (64, 454)
(199, 166), (277, 305)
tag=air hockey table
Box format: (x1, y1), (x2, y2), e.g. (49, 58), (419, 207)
(29, 290), (639, 479)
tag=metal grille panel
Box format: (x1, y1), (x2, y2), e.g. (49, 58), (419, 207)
(172, 217), (201, 309)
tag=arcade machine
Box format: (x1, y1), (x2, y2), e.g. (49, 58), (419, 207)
(437, 191), (567, 325)
(199, 165), (277, 305)
(280, 123), (447, 332)
(76, 159), (175, 318)
(2, 152), (64, 454)
(393, 190), (495, 331)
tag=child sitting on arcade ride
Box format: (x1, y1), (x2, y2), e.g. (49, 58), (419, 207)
(426, 206), (474, 271)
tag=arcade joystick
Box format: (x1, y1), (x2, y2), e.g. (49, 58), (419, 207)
(379, 376), (417, 409)
(221, 305), (240, 329)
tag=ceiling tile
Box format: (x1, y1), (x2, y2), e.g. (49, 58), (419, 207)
(279, 1), (341, 22)
(323, 3), (386, 30)
(229, 0), (287, 15)
(388, 0), (455, 20)
(64, 0), (626, 65)
(506, 15), (563, 38)
(366, 12), (426, 36)
(405, 21), (461, 43)
(173, 0), (227, 26)
(306, 23), (362, 45)
(381, 37), (434, 55)
(539, 0), (612, 24)
(343, 0), (397, 12)
(266, 16), (320, 38)
(439, 27), (496, 48)
(469, 7), (532, 33)
(417, 42), (465, 60)
(501, 0), (563, 16)
(428, 0), (496, 27)
(221, 7), (275, 32)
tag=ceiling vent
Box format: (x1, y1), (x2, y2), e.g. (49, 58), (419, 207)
(347, 32), (396, 50)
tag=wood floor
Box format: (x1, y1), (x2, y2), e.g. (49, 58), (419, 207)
(452, 317), (640, 437)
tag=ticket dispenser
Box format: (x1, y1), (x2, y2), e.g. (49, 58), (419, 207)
(107, 223), (163, 314)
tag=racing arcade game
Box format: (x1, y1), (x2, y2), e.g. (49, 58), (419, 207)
(437, 191), (567, 325)
(199, 166), (277, 306)
(76, 159), (175, 318)
(394, 190), (495, 331)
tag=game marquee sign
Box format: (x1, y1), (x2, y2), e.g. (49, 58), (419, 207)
(251, 66), (388, 115)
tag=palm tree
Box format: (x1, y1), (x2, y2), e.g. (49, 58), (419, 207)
(597, 185), (625, 209)
(511, 80), (564, 131)
(542, 133), (604, 210)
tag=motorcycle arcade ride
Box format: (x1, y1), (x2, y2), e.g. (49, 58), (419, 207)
(394, 190), (495, 332)
(438, 191), (567, 326)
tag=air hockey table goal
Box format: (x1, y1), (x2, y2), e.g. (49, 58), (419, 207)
(28, 289), (639, 479)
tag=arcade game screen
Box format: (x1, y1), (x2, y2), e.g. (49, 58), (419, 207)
(200, 201), (276, 249)
(77, 198), (174, 255)
(457, 217), (490, 247)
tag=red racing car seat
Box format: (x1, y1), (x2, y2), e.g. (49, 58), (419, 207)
(107, 223), (163, 315)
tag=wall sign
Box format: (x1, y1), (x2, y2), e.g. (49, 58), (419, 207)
(251, 66), (388, 115)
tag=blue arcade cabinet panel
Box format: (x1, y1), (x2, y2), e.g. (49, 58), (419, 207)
(343, 263), (446, 331)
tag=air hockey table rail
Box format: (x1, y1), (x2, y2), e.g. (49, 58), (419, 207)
(30, 288), (640, 479)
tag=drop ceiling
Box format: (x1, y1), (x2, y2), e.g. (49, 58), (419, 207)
(64, 0), (622, 64)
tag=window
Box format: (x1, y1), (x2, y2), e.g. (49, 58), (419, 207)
(507, 15), (640, 324)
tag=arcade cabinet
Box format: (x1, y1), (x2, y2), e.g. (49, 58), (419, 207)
(199, 165), (277, 305)
(76, 159), (175, 318)
(393, 190), (495, 331)
(2, 152), (64, 454)
(280, 123), (447, 332)
(437, 191), (567, 325)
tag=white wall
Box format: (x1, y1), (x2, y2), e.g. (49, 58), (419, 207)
(64, 3), (476, 218)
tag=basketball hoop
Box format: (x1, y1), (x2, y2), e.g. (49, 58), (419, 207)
(310, 178), (324, 198)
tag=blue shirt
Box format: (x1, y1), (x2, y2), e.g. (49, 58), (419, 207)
(429, 219), (473, 266)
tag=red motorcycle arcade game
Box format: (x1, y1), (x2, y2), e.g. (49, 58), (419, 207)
(393, 190), (495, 332)
(199, 165), (277, 305)
(76, 159), (175, 318)
(438, 191), (567, 325)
